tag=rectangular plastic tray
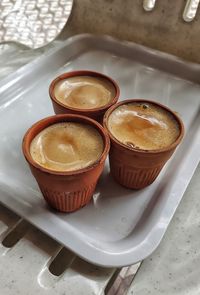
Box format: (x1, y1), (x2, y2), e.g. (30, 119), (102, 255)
(0, 34), (200, 267)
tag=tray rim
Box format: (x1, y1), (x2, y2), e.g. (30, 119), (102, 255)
(0, 34), (200, 267)
(1, 33), (200, 92)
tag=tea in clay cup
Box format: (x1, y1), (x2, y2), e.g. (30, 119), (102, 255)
(49, 70), (120, 123)
(103, 99), (184, 189)
(22, 114), (110, 212)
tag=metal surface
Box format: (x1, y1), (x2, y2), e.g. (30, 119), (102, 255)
(143, 0), (200, 22)
(0, 203), (116, 295)
(143, 0), (157, 12)
(0, 0), (73, 48)
(1, 34), (200, 267)
(183, 0), (200, 22)
(127, 163), (200, 295)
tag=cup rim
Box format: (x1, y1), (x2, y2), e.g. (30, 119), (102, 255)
(22, 114), (110, 176)
(49, 70), (120, 113)
(103, 99), (185, 154)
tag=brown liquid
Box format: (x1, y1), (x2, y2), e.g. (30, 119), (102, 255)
(54, 76), (116, 109)
(108, 102), (180, 150)
(30, 122), (104, 171)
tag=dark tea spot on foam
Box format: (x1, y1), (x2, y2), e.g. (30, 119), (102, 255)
(126, 141), (135, 148)
(142, 104), (148, 109)
(125, 141), (141, 150)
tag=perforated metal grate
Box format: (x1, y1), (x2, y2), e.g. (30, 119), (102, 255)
(0, 0), (73, 48)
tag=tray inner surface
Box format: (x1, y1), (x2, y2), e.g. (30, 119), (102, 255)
(0, 37), (200, 266)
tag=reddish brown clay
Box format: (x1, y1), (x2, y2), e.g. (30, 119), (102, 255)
(103, 99), (184, 189)
(49, 70), (120, 123)
(22, 114), (110, 212)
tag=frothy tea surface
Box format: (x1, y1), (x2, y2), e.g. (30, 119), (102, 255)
(54, 76), (116, 109)
(107, 102), (180, 150)
(30, 122), (104, 171)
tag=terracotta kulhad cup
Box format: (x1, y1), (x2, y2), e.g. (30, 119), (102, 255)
(103, 99), (184, 189)
(22, 114), (110, 212)
(49, 70), (120, 123)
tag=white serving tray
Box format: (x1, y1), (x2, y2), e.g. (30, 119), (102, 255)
(0, 34), (200, 267)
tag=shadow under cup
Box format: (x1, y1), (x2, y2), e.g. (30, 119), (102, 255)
(22, 114), (110, 212)
(103, 99), (185, 189)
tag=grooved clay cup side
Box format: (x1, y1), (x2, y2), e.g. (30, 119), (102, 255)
(49, 70), (120, 123)
(103, 99), (184, 189)
(22, 114), (110, 212)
